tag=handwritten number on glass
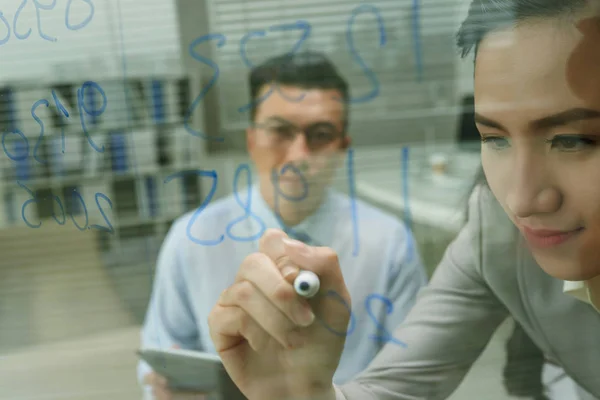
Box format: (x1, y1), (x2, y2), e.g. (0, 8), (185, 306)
(69, 189), (89, 231)
(164, 170), (224, 246)
(65, 0), (95, 31)
(31, 99), (49, 164)
(91, 193), (114, 234)
(226, 163), (266, 242)
(13, 0), (31, 40)
(316, 290), (356, 337)
(343, 4), (386, 103)
(77, 81), (106, 153)
(33, 0), (57, 42)
(185, 33), (226, 142)
(365, 294), (407, 348)
(18, 181), (41, 228)
(238, 21), (312, 113)
(2, 130), (29, 161)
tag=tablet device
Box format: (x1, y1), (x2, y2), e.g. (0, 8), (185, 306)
(137, 347), (246, 399)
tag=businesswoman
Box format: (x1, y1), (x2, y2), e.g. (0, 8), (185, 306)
(207, 0), (600, 399)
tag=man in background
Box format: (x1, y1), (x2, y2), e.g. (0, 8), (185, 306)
(137, 51), (428, 399)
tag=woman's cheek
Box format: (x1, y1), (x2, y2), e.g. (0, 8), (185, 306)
(578, 214), (600, 279)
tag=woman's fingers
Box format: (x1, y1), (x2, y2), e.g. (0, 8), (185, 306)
(209, 297), (274, 353)
(234, 251), (315, 327)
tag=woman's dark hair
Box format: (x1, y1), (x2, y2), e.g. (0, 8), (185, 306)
(456, 0), (588, 59)
(248, 51), (350, 130)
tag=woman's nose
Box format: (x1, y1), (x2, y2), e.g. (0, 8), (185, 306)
(505, 157), (562, 218)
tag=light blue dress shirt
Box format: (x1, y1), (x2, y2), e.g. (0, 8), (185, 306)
(138, 184), (427, 390)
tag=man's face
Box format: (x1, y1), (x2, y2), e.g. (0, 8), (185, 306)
(475, 13), (600, 281)
(247, 84), (349, 204)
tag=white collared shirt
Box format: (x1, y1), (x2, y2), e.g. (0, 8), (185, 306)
(563, 279), (600, 313)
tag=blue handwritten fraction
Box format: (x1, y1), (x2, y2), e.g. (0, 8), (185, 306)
(2, 82), (107, 163)
(226, 163), (266, 242)
(1, 0), (94, 46)
(343, 4), (386, 104)
(184, 33), (226, 142)
(237, 20), (312, 113)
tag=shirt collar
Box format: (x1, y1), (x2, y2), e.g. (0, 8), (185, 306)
(250, 184), (338, 246)
(563, 278), (600, 313)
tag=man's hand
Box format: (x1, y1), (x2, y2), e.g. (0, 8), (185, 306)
(143, 372), (208, 400)
(208, 229), (351, 400)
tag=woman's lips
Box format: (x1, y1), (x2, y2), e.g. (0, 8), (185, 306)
(521, 226), (584, 248)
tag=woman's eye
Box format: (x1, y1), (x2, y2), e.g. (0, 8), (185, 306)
(549, 135), (597, 151)
(481, 136), (510, 150)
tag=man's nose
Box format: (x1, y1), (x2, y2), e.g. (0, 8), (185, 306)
(505, 153), (561, 218)
(286, 132), (311, 161)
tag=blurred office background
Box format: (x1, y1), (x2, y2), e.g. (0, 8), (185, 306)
(0, 0), (550, 399)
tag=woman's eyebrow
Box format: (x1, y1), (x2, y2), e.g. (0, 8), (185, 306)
(530, 108), (600, 130)
(474, 113), (507, 131)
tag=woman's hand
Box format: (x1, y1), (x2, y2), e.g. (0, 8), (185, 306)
(208, 229), (351, 400)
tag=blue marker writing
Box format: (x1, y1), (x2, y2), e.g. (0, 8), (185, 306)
(226, 163), (266, 242)
(343, 4), (386, 103)
(185, 33), (226, 142)
(65, 0), (95, 31)
(347, 148), (360, 256)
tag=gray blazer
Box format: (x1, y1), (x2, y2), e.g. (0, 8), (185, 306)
(336, 185), (600, 400)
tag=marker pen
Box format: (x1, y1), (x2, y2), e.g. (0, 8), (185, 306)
(293, 270), (320, 298)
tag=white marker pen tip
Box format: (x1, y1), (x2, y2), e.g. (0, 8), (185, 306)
(293, 270), (320, 298)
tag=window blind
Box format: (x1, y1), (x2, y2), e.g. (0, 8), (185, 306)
(205, 0), (462, 132)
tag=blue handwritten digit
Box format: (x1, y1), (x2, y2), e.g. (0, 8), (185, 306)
(164, 170), (224, 246)
(65, 0), (94, 31)
(346, 148), (359, 256)
(51, 194), (66, 225)
(69, 189), (88, 231)
(237, 29), (271, 113)
(343, 4), (386, 103)
(365, 294), (407, 348)
(237, 21), (312, 113)
(185, 33), (226, 141)
(0, 12), (11, 46)
(91, 192), (114, 234)
(13, 0), (32, 40)
(271, 164), (309, 202)
(316, 290), (356, 337)
(18, 181), (41, 228)
(270, 164), (309, 235)
(226, 163), (266, 242)
(31, 99), (49, 164)
(77, 81), (106, 153)
(51, 90), (69, 153)
(2, 129), (29, 161)
(401, 146), (414, 262)
(411, 0), (423, 81)
(33, 0), (57, 42)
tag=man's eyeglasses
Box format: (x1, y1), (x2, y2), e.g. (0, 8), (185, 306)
(252, 119), (344, 151)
